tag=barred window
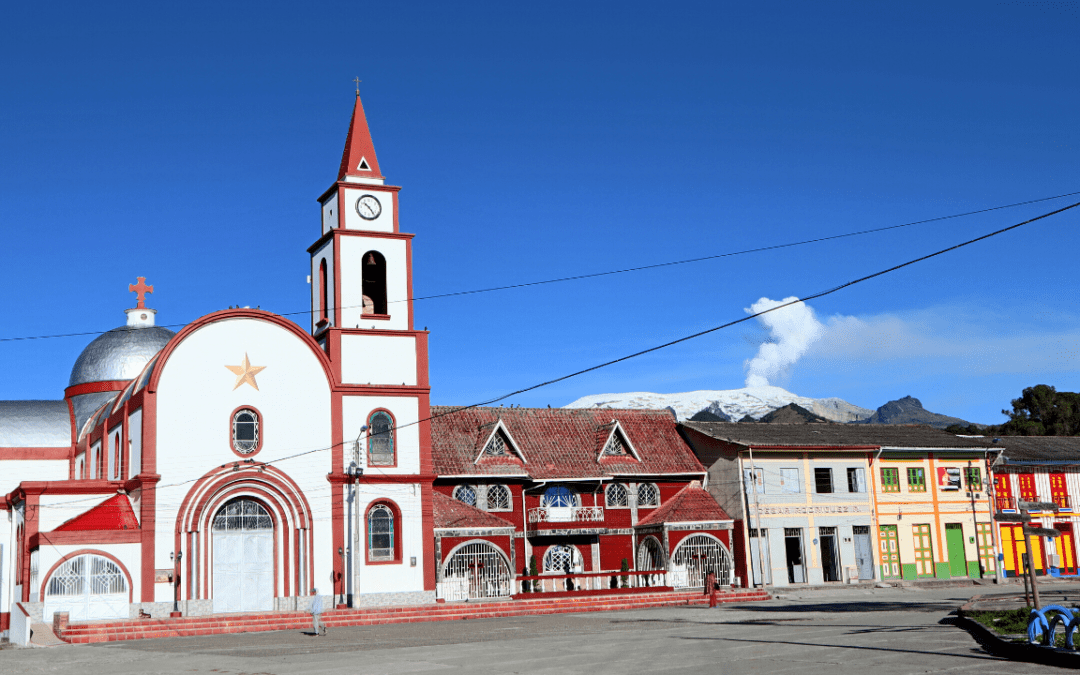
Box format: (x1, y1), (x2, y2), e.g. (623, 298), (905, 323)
(232, 409), (259, 454)
(367, 411), (395, 466)
(603, 432), (628, 456)
(454, 485), (477, 507)
(637, 483), (659, 507)
(606, 483), (629, 507)
(487, 484), (511, 511)
(484, 431), (508, 456)
(212, 499), (272, 531)
(368, 504), (395, 560)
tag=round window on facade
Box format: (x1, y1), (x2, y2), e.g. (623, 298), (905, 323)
(232, 408), (260, 455)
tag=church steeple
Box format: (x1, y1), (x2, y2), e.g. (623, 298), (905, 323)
(337, 94), (383, 180)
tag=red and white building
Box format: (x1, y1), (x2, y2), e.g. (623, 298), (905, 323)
(1, 94), (736, 641)
(429, 406), (735, 598)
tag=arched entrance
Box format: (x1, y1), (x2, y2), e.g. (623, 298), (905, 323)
(637, 536), (665, 571)
(43, 553), (129, 621)
(440, 541), (512, 601)
(670, 534), (732, 588)
(212, 498), (274, 613)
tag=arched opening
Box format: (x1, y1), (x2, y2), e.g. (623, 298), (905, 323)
(367, 410), (395, 466)
(361, 250), (387, 315)
(637, 536), (665, 571)
(212, 498), (274, 613)
(440, 541), (512, 601)
(670, 534), (732, 588)
(43, 553), (130, 621)
(542, 544), (583, 574)
(318, 259), (328, 322)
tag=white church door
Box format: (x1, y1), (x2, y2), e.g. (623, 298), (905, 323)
(43, 553), (129, 622)
(212, 499), (274, 613)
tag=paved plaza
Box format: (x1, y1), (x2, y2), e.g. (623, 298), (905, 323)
(4, 584), (1080, 675)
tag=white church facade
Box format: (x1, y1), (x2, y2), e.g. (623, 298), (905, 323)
(0, 95), (436, 632)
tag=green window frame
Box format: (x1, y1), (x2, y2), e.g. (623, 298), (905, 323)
(964, 467), (981, 489)
(907, 467), (926, 492)
(880, 467), (900, 493)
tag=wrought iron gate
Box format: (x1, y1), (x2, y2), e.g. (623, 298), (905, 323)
(43, 554), (128, 621)
(212, 498), (274, 613)
(671, 535), (731, 588)
(440, 542), (511, 601)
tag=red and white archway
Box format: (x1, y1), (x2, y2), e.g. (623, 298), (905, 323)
(176, 464), (314, 612)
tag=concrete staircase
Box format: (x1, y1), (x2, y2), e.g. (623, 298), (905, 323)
(56, 588), (770, 644)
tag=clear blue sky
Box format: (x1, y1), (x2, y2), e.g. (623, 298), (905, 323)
(2, 1), (1078, 424)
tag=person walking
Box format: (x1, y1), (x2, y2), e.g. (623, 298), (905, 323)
(311, 588), (326, 636)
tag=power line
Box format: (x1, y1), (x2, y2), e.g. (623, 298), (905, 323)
(2, 189), (1077, 344)
(34, 197), (1080, 510)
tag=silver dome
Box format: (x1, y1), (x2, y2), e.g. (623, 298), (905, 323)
(69, 325), (176, 387)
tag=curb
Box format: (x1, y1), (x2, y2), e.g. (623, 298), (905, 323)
(955, 596), (1080, 669)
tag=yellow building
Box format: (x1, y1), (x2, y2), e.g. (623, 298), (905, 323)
(872, 448), (997, 580)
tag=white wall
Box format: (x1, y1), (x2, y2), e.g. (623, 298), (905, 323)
(321, 192), (339, 235)
(154, 316), (333, 601)
(341, 395), (420, 474)
(352, 484), (426, 595)
(340, 334), (417, 386)
(340, 187), (394, 233)
(309, 240), (335, 333)
(0, 459), (68, 495)
(339, 235), (409, 331)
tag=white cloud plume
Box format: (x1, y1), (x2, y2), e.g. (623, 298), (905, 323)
(743, 297), (825, 387)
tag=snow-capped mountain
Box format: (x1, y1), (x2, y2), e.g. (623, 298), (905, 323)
(564, 386), (873, 423)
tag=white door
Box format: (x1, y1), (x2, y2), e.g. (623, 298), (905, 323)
(43, 554), (129, 622)
(213, 499), (274, 613)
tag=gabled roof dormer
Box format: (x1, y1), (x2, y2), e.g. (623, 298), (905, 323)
(474, 419), (526, 464)
(597, 420), (641, 462)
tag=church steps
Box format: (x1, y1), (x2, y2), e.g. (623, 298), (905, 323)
(56, 589), (769, 643)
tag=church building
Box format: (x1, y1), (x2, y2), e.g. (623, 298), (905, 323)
(1, 94), (736, 638)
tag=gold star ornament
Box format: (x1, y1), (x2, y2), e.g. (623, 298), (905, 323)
(225, 353), (266, 391)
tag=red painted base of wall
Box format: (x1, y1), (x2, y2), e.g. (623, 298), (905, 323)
(511, 586), (673, 600)
(55, 589), (770, 644)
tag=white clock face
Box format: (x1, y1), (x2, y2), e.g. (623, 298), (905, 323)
(356, 195), (382, 220)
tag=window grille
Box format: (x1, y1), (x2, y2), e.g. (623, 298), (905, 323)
(368, 505), (394, 560)
(819, 526), (837, 536)
(484, 432), (508, 456)
(814, 468), (833, 494)
(46, 554), (126, 597)
(232, 409), (259, 454)
(606, 483), (629, 507)
(784, 528), (802, 538)
(853, 525), (870, 535)
(454, 485), (477, 507)
(637, 483), (659, 507)
(367, 411), (395, 465)
(486, 484), (511, 510)
(603, 432), (628, 456)
(542, 545), (580, 573)
(212, 499), (272, 531)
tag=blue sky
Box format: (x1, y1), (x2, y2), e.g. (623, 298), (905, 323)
(1, 1), (1078, 424)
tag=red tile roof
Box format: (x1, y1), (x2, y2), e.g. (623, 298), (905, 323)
(430, 406), (704, 479)
(432, 490), (515, 529)
(636, 482), (732, 526)
(53, 494), (139, 532)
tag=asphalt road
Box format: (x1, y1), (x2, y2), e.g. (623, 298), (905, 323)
(2, 585), (1077, 675)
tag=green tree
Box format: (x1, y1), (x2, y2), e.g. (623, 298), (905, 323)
(999, 385), (1080, 436)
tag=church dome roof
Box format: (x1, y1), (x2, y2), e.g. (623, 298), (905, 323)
(69, 324), (176, 387)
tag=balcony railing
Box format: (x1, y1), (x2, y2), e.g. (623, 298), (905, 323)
(527, 506), (605, 525)
(516, 569), (669, 595)
(995, 495), (1072, 512)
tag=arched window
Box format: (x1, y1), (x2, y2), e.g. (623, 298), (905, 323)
(111, 431), (122, 481)
(541, 486), (578, 508)
(367, 411), (395, 466)
(542, 545), (582, 573)
(367, 504), (396, 562)
(637, 483), (659, 507)
(453, 485), (477, 507)
(318, 259), (328, 322)
(232, 408), (261, 455)
(44, 553), (129, 621)
(361, 250), (387, 315)
(487, 484), (511, 511)
(605, 483), (629, 508)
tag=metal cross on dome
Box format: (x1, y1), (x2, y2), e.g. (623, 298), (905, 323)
(128, 277), (154, 309)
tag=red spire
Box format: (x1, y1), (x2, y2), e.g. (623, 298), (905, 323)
(337, 94), (383, 180)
